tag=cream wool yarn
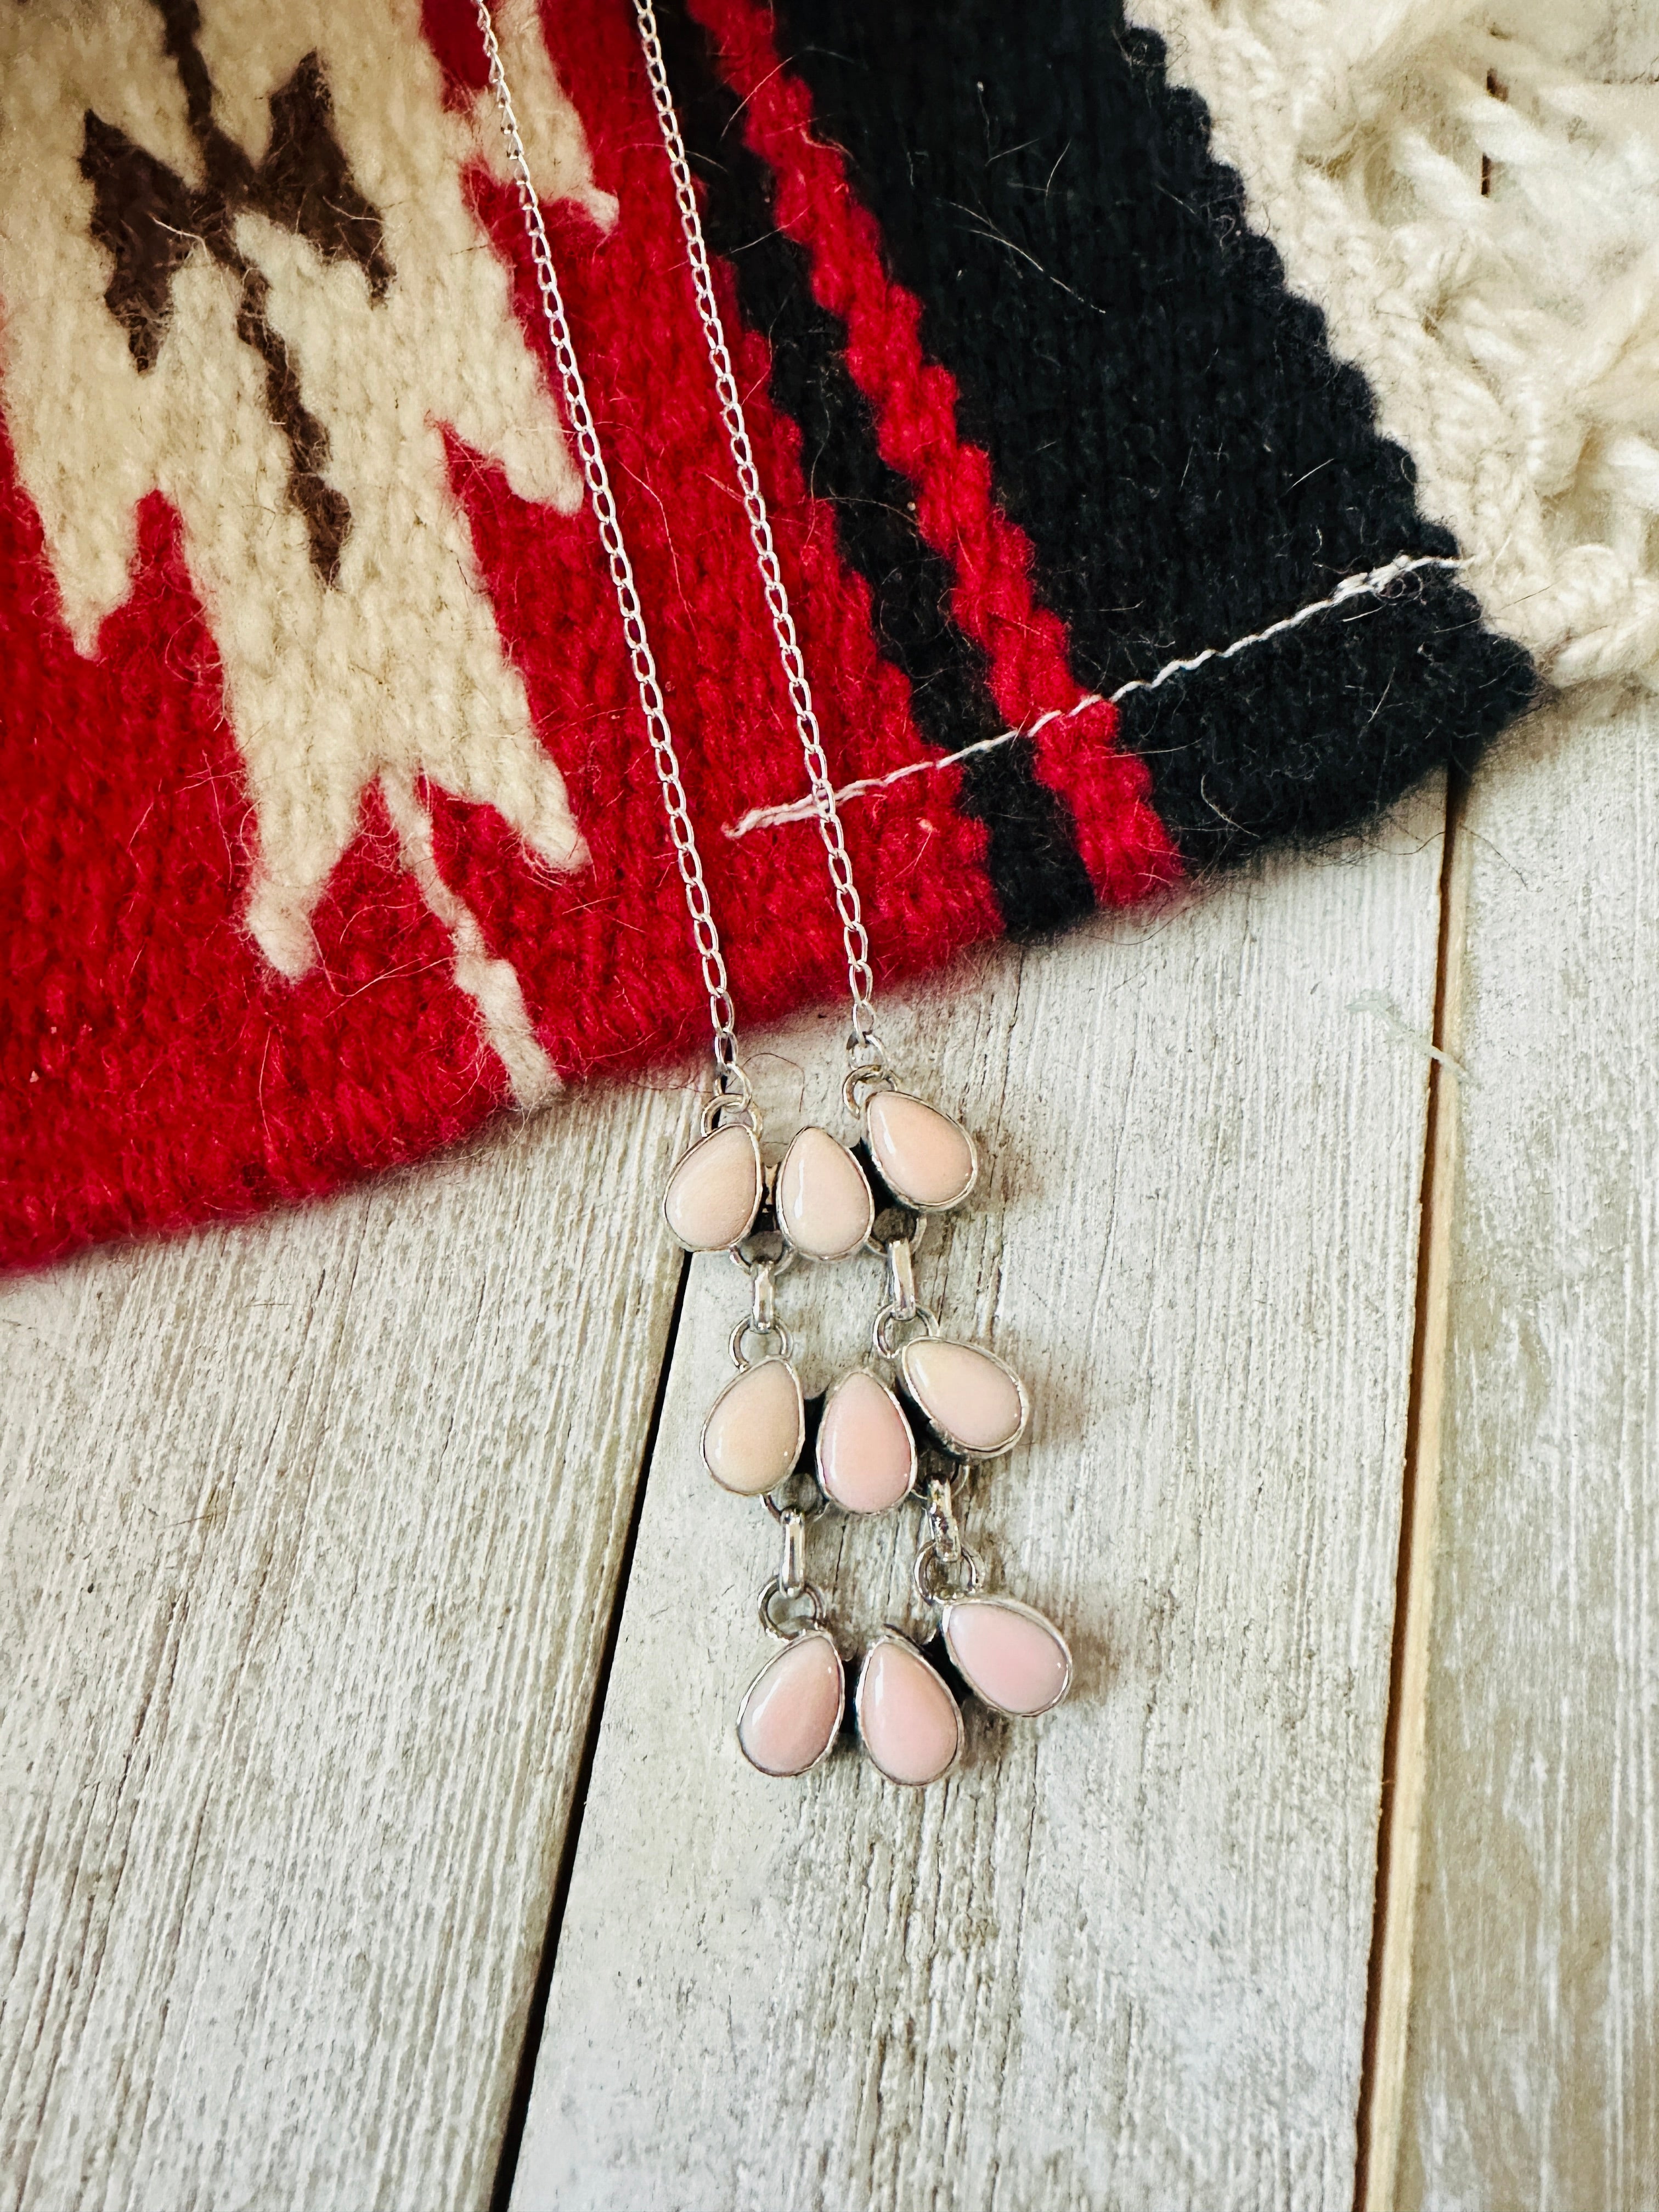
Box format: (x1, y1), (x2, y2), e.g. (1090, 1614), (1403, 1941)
(0, 0), (613, 1099)
(1130, 0), (1659, 692)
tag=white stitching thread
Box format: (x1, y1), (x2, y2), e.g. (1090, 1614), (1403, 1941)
(724, 551), (1462, 838)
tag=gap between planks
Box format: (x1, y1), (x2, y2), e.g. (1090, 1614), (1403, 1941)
(488, 1249), (692, 2212)
(1353, 769), (1469, 2210)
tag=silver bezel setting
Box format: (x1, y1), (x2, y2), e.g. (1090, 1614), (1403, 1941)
(661, 1121), (764, 1254)
(815, 1367), (918, 1515)
(700, 1356), (805, 1496)
(854, 1628), (964, 1787)
(775, 1125), (875, 1263)
(895, 1336), (1030, 1460)
(939, 1594), (1074, 1719)
(863, 1089), (980, 1215)
(736, 1627), (846, 1779)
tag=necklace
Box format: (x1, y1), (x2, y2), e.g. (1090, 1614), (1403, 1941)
(476, 0), (1071, 1786)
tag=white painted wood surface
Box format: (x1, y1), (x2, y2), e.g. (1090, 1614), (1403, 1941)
(1390, 693), (1659, 2210)
(31, 741), (1654, 2210)
(0, 1090), (690, 2212)
(512, 804), (1446, 2212)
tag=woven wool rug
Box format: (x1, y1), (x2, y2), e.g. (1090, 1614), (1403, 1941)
(4, 0), (1643, 1270)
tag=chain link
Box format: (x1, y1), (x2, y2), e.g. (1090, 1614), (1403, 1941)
(473, 2), (745, 1083)
(630, 0), (882, 1061)
(926, 1475), (963, 1566)
(776, 1506), (807, 1599)
(914, 1470), (980, 1605)
(749, 1256), (777, 1336)
(884, 1234), (917, 1322)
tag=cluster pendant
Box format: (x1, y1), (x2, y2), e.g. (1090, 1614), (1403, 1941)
(665, 1084), (1070, 1787)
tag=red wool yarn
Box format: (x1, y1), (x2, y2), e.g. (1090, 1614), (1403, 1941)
(0, 0), (1532, 1270)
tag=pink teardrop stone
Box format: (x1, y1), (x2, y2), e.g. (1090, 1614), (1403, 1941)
(866, 1092), (977, 1211)
(943, 1598), (1071, 1717)
(702, 1357), (804, 1496)
(775, 1126), (873, 1261)
(817, 1370), (914, 1514)
(737, 1630), (843, 1777)
(899, 1336), (1026, 1456)
(857, 1635), (962, 1785)
(663, 1122), (761, 1251)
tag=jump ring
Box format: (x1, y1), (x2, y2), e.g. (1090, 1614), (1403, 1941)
(730, 1235), (797, 1280)
(764, 1471), (830, 1522)
(843, 1064), (894, 1118)
(864, 1210), (929, 1260)
(913, 1540), (981, 1610)
(730, 1315), (792, 1367)
(872, 1301), (939, 1361)
(701, 1093), (760, 1137)
(757, 1576), (826, 1641)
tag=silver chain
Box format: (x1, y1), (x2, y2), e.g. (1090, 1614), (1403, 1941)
(472, 1), (748, 1099)
(475, 0), (883, 1085)
(629, 0), (881, 1065)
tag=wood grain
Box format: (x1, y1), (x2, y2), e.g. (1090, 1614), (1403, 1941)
(1392, 694), (1659, 2210)
(0, 1087), (690, 2212)
(511, 802), (1447, 2212)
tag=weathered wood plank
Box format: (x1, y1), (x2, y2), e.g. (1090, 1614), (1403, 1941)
(0, 1086), (690, 2212)
(512, 802), (1446, 2212)
(1392, 695), (1659, 2210)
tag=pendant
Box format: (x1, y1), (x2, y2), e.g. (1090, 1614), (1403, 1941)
(855, 1629), (963, 1786)
(775, 1125), (874, 1262)
(737, 1627), (845, 1778)
(816, 1368), (916, 1515)
(864, 1091), (978, 1212)
(896, 1335), (1029, 1458)
(940, 1595), (1072, 1718)
(702, 1356), (805, 1496)
(663, 1121), (763, 1252)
